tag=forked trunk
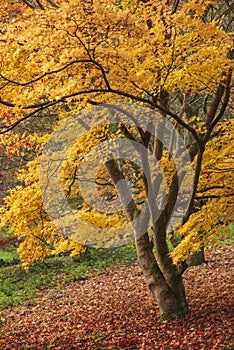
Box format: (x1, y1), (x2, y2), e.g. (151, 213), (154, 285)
(155, 278), (189, 320)
(136, 233), (189, 320)
(105, 159), (189, 320)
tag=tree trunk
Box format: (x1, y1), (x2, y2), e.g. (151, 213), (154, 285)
(136, 232), (189, 320)
(105, 151), (189, 320)
(187, 247), (205, 266)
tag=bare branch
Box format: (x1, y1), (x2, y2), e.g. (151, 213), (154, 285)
(20, 0), (58, 9)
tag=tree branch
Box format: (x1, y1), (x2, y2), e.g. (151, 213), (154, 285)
(209, 69), (232, 133)
(0, 98), (14, 108)
(182, 145), (205, 224)
(195, 193), (234, 200)
(0, 58), (111, 90)
(20, 0), (58, 9)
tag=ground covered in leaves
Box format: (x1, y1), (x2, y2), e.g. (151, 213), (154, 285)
(0, 248), (233, 349)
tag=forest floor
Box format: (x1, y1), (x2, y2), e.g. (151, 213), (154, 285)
(0, 247), (233, 349)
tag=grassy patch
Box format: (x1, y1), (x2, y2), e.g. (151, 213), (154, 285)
(0, 244), (137, 309)
(206, 224), (234, 250)
(0, 249), (18, 261)
(1, 224), (232, 310)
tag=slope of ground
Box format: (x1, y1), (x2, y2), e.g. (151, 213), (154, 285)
(0, 248), (233, 349)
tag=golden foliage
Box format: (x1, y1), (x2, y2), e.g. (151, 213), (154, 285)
(171, 119), (234, 263)
(0, 0), (233, 268)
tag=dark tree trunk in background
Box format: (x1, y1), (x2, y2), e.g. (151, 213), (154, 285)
(187, 247), (205, 266)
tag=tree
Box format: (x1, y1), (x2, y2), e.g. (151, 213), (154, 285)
(0, 0), (233, 320)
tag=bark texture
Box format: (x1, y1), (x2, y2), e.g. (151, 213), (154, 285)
(136, 232), (189, 320)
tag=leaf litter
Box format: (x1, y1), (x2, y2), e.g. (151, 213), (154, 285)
(0, 248), (233, 349)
